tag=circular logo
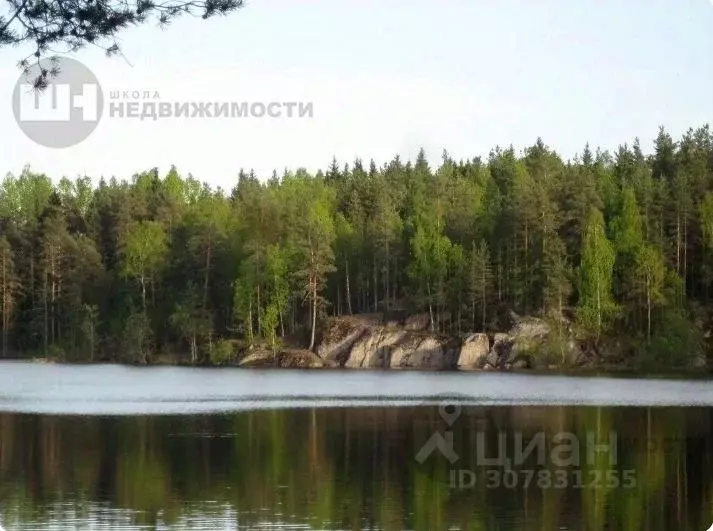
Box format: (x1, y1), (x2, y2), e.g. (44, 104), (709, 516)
(12, 57), (103, 148)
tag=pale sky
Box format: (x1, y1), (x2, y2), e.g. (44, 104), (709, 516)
(1, 0), (713, 188)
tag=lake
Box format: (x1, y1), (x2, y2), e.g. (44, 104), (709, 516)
(0, 361), (711, 530)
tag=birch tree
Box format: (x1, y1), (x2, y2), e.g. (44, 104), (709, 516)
(576, 209), (617, 341)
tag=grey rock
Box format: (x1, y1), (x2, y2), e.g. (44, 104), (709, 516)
(509, 317), (550, 341)
(390, 335), (445, 369)
(316, 325), (367, 363)
(346, 329), (406, 368)
(458, 333), (490, 369)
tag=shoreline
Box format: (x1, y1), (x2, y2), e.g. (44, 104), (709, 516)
(6, 356), (711, 380)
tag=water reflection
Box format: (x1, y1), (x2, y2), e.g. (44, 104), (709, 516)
(0, 407), (712, 530)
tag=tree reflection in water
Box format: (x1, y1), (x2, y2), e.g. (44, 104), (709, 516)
(0, 407), (712, 530)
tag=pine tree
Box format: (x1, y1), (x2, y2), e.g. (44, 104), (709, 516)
(0, 236), (19, 357)
(288, 178), (336, 351)
(467, 239), (492, 332)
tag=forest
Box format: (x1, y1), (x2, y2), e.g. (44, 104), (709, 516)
(1, 125), (712, 368)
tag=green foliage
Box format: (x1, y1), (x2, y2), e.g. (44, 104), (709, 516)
(260, 302), (281, 354)
(232, 263), (256, 346)
(120, 220), (167, 312)
(210, 339), (235, 366)
(634, 311), (704, 371)
(0, 126), (713, 371)
(576, 209), (617, 337)
(634, 244), (666, 336)
(169, 289), (212, 364)
(408, 214), (452, 330)
(79, 304), (100, 361)
(519, 335), (568, 369)
(611, 187), (643, 255)
(543, 236), (572, 317)
(467, 239), (492, 331)
(122, 312), (153, 364)
(121, 221), (167, 279)
(46, 343), (65, 361)
(700, 192), (713, 252)
(0, 235), (19, 358)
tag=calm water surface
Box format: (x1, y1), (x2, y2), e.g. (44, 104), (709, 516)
(0, 362), (712, 530)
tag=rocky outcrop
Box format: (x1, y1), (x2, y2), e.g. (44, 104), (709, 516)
(390, 335), (458, 369)
(316, 316), (374, 365)
(458, 333), (490, 369)
(240, 348), (327, 368)
(279, 349), (327, 368)
(509, 314), (550, 342)
(346, 328), (407, 368)
(490, 332), (513, 367)
(314, 312), (584, 371)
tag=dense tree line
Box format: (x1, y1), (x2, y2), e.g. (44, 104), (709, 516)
(1, 125), (713, 366)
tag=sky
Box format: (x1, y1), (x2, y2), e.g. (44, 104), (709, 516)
(1, 0), (713, 189)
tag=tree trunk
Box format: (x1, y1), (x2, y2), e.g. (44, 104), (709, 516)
(140, 274), (146, 314)
(256, 283), (261, 338)
(683, 215), (688, 299)
(345, 258), (353, 315)
(524, 220), (529, 314)
(596, 271), (602, 343)
(427, 281), (434, 332)
(385, 242), (390, 311)
(151, 276), (155, 309)
(89, 321), (94, 362)
(393, 254), (398, 306)
(541, 209), (547, 315)
(457, 303), (461, 335)
(204, 234), (212, 307)
(373, 255), (378, 312)
(43, 271), (48, 356)
(247, 296), (253, 346)
(481, 264), (487, 332)
(50, 250), (56, 345)
(497, 249), (502, 303)
(309, 276), (317, 351)
(1, 254), (6, 359)
(471, 290), (476, 333)
(559, 290), (564, 364)
(647, 274), (652, 340)
(676, 211), (681, 275)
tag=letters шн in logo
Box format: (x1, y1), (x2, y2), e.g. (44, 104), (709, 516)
(12, 57), (104, 149)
